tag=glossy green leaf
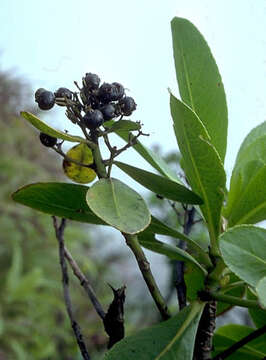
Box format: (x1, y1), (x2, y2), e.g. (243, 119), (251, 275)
(184, 262), (205, 300)
(63, 143), (96, 184)
(104, 301), (204, 360)
(115, 161), (203, 205)
(138, 232), (207, 276)
(86, 178), (151, 234)
(147, 216), (212, 268)
(104, 119), (141, 132)
(12, 182), (106, 225)
(105, 120), (182, 183)
(219, 225), (266, 288)
(213, 324), (266, 359)
(171, 17), (228, 162)
(247, 288), (266, 328)
(21, 111), (86, 143)
(226, 165), (266, 226)
(256, 277), (266, 309)
(170, 94), (226, 242)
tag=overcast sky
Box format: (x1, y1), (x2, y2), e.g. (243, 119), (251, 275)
(1, 0), (266, 186)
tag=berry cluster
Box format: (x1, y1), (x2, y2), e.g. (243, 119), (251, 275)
(35, 73), (137, 147)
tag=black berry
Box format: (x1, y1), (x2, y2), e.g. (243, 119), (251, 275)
(83, 110), (104, 129)
(54, 87), (73, 104)
(39, 132), (57, 147)
(98, 83), (117, 103)
(112, 82), (124, 100)
(35, 88), (46, 102)
(100, 104), (116, 121)
(84, 73), (100, 90)
(119, 96), (136, 116)
(36, 90), (55, 110)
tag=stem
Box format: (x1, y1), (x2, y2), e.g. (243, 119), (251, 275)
(207, 291), (260, 309)
(90, 130), (108, 178)
(53, 217), (91, 360)
(123, 233), (170, 320)
(64, 246), (106, 320)
(213, 325), (266, 360)
(193, 301), (216, 360)
(54, 146), (94, 168)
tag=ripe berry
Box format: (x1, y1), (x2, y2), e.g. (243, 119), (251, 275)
(39, 132), (57, 147)
(119, 96), (136, 116)
(54, 87), (73, 104)
(83, 110), (104, 129)
(35, 90), (55, 110)
(84, 73), (100, 90)
(98, 83), (117, 103)
(35, 88), (46, 102)
(112, 82), (124, 100)
(100, 104), (116, 121)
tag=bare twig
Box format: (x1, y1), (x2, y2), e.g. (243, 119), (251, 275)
(53, 217), (91, 360)
(213, 325), (266, 360)
(64, 246), (106, 320)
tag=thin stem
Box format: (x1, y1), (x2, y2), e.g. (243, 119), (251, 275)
(212, 325), (266, 360)
(53, 146), (94, 168)
(53, 217), (91, 360)
(64, 246), (106, 320)
(203, 290), (260, 309)
(123, 233), (170, 320)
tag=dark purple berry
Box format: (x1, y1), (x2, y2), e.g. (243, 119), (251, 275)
(88, 94), (100, 109)
(39, 132), (57, 147)
(54, 87), (73, 105)
(35, 88), (46, 102)
(112, 82), (124, 100)
(83, 110), (104, 129)
(84, 73), (100, 90)
(36, 90), (55, 110)
(100, 104), (116, 121)
(119, 96), (136, 116)
(98, 83), (117, 103)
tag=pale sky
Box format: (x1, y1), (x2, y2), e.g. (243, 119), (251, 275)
(1, 0), (266, 187)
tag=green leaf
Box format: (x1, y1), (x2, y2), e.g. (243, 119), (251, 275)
(247, 288), (266, 328)
(226, 164), (266, 226)
(86, 178), (151, 234)
(104, 301), (204, 360)
(226, 122), (266, 221)
(21, 111), (86, 143)
(219, 225), (266, 288)
(104, 119), (141, 132)
(12, 182), (106, 225)
(171, 17), (228, 162)
(170, 94), (226, 243)
(138, 232), (207, 276)
(184, 262), (205, 300)
(147, 216), (212, 268)
(235, 121), (266, 167)
(63, 143), (96, 184)
(213, 324), (266, 359)
(256, 277), (266, 309)
(115, 161), (203, 205)
(105, 121), (182, 183)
